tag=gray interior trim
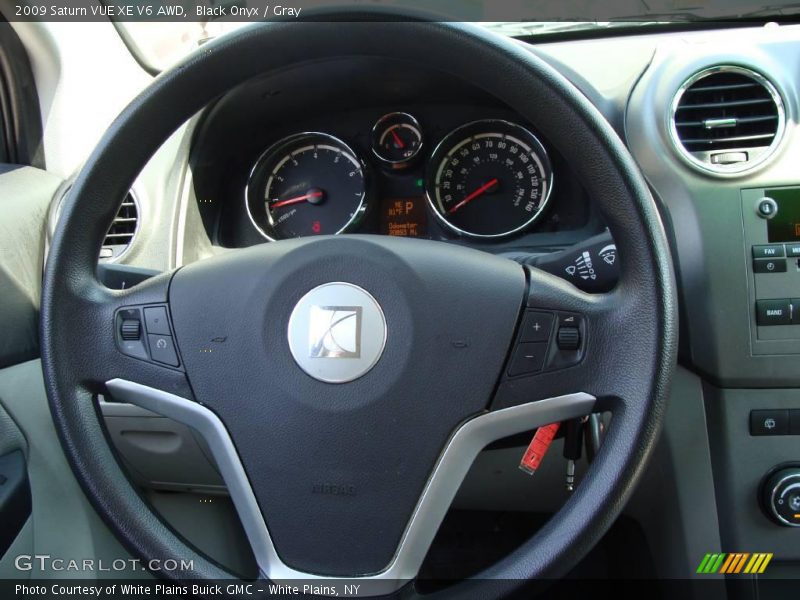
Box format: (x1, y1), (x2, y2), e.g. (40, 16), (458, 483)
(0, 165), (63, 368)
(105, 379), (594, 589)
(0, 361), (147, 580)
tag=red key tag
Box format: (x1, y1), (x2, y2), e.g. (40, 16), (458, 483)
(519, 422), (561, 475)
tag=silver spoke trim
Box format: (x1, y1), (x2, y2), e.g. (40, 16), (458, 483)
(105, 379), (595, 593)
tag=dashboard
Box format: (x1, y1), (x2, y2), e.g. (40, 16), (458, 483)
(16, 18), (800, 587)
(189, 58), (597, 252)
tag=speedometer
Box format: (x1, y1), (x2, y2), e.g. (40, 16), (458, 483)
(425, 120), (553, 238)
(246, 132), (368, 240)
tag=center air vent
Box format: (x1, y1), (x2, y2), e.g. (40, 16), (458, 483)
(101, 193), (139, 261)
(670, 66), (785, 174)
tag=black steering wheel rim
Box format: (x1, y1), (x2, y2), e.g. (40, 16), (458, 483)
(41, 20), (677, 596)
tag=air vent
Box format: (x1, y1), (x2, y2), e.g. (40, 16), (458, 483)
(670, 66), (785, 174)
(101, 193), (139, 261)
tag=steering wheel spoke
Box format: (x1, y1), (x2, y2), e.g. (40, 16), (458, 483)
(491, 265), (644, 414)
(45, 270), (193, 401)
(104, 378), (595, 591)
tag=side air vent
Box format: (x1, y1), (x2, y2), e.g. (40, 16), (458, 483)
(48, 189), (140, 263)
(670, 66), (785, 174)
(101, 193), (139, 261)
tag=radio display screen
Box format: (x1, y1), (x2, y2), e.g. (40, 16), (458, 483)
(766, 188), (800, 242)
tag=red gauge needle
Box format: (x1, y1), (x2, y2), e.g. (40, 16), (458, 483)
(448, 178), (499, 214)
(271, 191), (323, 209)
(390, 129), (405, 149)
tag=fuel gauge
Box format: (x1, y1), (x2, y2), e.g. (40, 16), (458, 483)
(371, 112), (423, 168)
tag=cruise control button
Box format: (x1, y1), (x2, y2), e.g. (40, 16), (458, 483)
(753, 258), (787, 273)
(753, 245), (785, 259)
(508, 342), (547, 377)
(519, 312), (554, 343)
(750, 409), (789, 436)
(756, 300), (792, 326)
(148, 334), (179, 367)
(144, 306), (171, 335)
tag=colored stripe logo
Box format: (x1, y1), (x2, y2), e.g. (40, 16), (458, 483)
(697, 553), (773, 574)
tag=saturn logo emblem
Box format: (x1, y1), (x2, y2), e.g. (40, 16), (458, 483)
(287, 283), (387, 383)
(308, 306), (363, 359)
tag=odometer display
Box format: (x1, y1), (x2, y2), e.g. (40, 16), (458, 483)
(426, 120), (553, 238)
(246, 132), (367, 240)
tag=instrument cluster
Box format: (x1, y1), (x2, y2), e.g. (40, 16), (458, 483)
(243, 114), (555, 242)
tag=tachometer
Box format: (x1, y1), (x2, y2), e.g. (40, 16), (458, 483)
(426, 120), (553, 238)
(246, 132), (368, 240)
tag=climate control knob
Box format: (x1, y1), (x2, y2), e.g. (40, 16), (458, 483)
(762, 467), (800, 527)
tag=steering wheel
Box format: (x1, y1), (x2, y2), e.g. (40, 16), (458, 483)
(40, 20), (676, 597)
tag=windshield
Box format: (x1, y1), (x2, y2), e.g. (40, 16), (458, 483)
(118, 21), (609, 71)
(109, 1), (800, 71)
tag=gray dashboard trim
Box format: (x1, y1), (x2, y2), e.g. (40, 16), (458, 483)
(105, 378), (594, 589)
(625, 25), (800, 385)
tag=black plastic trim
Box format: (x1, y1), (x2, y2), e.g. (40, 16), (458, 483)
(0, 19), (44, 168)
(0, 450), (31, 555)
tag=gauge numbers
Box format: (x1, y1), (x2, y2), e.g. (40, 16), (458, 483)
(246, 133), (367, 240)
(426, 120), (553, 238)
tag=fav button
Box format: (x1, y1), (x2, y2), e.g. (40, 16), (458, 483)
(756, 299), (792, 326)
(753, 244), (786, 259)
(750, 409), (789, 436)
(148, 334), (179, 367)
(753, 258), (787, 273)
